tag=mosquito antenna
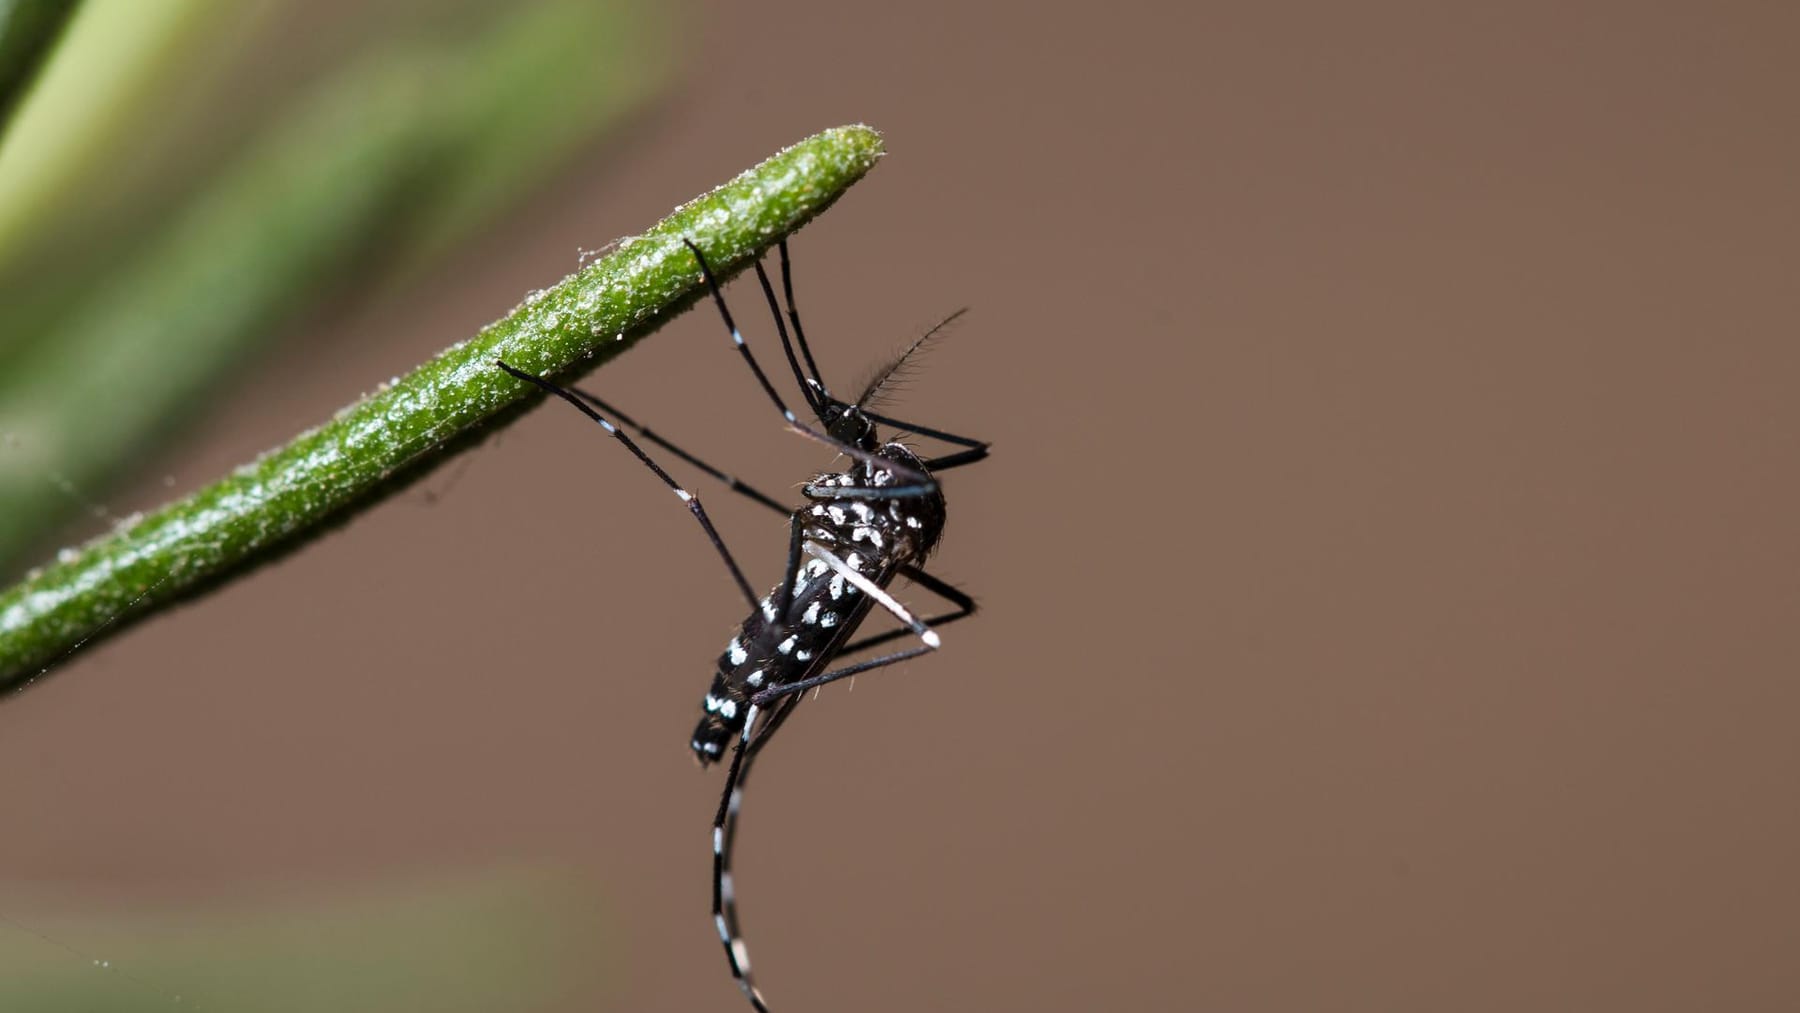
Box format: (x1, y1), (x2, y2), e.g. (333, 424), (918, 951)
(856, 308), (968, 409)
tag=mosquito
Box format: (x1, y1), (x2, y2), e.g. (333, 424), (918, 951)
(497, 237), (986, 1011)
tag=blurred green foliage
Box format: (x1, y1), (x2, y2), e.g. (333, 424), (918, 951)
(0, 1), (670, 1000)
(0, 0), (673, 574)
(0, 0), (76, 132)
(0, 867), (616, 1011)
(0, 0), (250, 264)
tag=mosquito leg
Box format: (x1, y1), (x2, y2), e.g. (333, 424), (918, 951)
(778, 239), (830, 400)
(744, 512), (818, 675)
(496, 361), (758, 610)
(771, 511), (807, 633)
(752, 644), (937, 707)
(683, 240), (939, 494)
(857, 409), (989, 455)
(714, 705), (773, 1013)
(834, 565), (976, 657)
(750, 257), (823, 418)
(743, 691), (802, 762)
(921, 447), (989, 472)
(683, 239), (809, 430)
(800, 474), (938, 500)
(805, 544), (936, 645)
(567, 387), (789, 516)
(751, 544), (945, 706)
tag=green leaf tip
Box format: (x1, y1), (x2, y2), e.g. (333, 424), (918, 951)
(0, 124), (886, 689)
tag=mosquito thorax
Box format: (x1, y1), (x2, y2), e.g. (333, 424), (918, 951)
(804, 441), (947, 558)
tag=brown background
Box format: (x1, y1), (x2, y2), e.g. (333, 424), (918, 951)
(4, 1), (1799, 1010)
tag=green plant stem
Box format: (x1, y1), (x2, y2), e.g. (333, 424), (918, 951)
(0, 124), (886, 689)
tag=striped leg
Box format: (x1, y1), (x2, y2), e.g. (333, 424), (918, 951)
(833, 565), (976, 657)
(712, 700), (795, 1012)
(684, 240), (940, 497)
(494, 360), (758, 610)
(712, 551), (959, 1012)
(750, 543), (947, 707)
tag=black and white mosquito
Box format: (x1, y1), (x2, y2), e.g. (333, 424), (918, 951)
(496, 237), (986, 1011)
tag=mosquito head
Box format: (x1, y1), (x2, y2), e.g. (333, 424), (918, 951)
(821, 400), (879, 452)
